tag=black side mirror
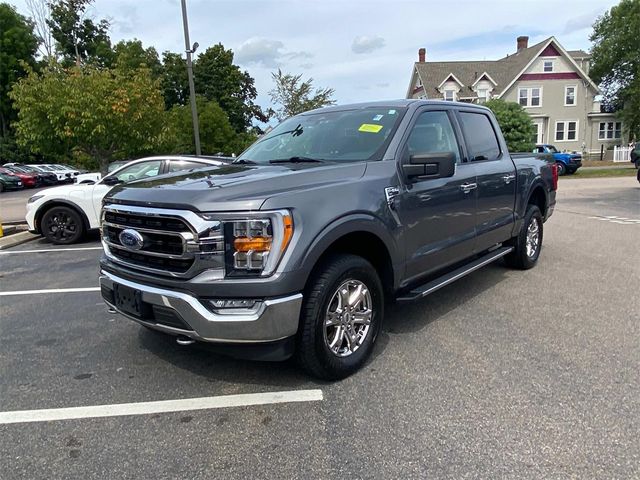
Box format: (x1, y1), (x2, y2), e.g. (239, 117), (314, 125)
(403, 152), (456, 180)
(102, 176), (122, 186)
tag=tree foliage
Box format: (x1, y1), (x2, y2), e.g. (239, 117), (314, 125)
(193, 44), (268, 131)
(160, 51), (188, 109)
(113, 39), (162, 77)
(484, 99), (535, 152)
(48, 0), (113, 66)
(10, 64), (165, 173)
(164, 97), (255, 156)
(269, 69), (335, 121)
(0, 3), (39, 136)
(590, 0), (640, 138)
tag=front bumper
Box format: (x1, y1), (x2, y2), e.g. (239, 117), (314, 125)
(99, 270), (302, 344)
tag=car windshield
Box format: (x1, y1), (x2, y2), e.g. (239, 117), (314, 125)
(236, 107), (406, 165)
(547, 145), (559, 153)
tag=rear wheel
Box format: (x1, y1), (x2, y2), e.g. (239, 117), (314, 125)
(296, 254), (384, 380)
(41, 206), (85, 244)
(505, 205), (543, 270)
(556, 162), (566, 176)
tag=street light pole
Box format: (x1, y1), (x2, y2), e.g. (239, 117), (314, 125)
(181, 0), (201, 156)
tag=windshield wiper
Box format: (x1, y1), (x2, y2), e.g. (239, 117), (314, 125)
(232, 158), (257, 164)
(269, 156), (325, 164)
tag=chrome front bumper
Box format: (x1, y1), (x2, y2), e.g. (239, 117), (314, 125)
(99, 271), (302, 344)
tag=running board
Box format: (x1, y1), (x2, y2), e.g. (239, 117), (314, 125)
(396, 246), (514, 302)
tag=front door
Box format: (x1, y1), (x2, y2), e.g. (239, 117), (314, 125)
(457, 110), (516, 251)
(395, 109), (478, 283)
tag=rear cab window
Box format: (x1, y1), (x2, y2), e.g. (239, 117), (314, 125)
(458, 112), (501, 161)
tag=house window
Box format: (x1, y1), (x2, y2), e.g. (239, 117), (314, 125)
(518, 87), (542, 107)
(598, 121), (622, 140)
(543, 60), (554, 72)
(565, 86), (576, 106)
(444, 90), (455, 101)
(477, 88), (488, 103)
(555, 121), (578, 141)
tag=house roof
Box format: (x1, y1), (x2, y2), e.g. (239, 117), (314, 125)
(567, 49), (591, 59)
(412, 37), (594, 99)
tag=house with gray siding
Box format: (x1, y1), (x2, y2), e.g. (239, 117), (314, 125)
(406, 36), (624, 157)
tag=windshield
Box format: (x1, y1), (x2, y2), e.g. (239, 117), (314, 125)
(237, 107), (406, 165)
(547, 145), (559, 153)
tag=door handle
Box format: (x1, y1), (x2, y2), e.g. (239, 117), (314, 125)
(460, 183), (477, 193)
(502, 174), (516, 184)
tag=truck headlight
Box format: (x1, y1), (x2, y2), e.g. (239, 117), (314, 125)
(204, 210), (293, 277)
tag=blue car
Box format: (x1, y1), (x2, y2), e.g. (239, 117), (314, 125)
(535, 144), (582, 175)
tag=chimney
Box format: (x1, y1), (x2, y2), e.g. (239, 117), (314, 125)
(418, 48), (426, 62)
(517, 36), (529, 52)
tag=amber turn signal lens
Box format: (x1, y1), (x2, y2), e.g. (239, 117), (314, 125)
(281, 214), (293, 253)
(233, 237), (272, 252)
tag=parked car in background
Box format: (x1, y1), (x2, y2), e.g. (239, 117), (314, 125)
(26, 155), (230, 244)
(0, 170), (23, 192)
(0, 166), (38, 188)
(3, 164), (59, 185)
(534, 144), (582, 175)
(631, 142), (639, 169)
(30, 164), (71, 183)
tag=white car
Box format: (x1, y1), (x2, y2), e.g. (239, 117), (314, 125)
(26, 155), (228, 244)
(35, 164), (79, 183)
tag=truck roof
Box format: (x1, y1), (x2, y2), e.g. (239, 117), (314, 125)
(303, 99), (491, 115)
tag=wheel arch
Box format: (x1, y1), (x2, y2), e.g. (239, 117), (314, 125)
(35, 199), (92, 234)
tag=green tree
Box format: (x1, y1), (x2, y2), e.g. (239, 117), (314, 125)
(160, 51), (188, 109)
(0, 3), (39, 136)
(193, 44), (267, 131)
(113, 39), (162, 78)
(590, 0), (640, 138)
(269, 68), (335, 121)
(164, 97), (254, 156)
(48, 0), (113, 66)
(485, 99), (535, 152)
(10, 64), (165, 173)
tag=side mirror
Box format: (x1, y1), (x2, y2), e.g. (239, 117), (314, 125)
(403, 152), (456, 180)
(102, 176), (122, 186)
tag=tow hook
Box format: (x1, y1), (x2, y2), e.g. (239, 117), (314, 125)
(176, 335), (195, 346)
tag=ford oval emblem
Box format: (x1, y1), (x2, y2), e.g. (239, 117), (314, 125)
(119, 228), (144, 251)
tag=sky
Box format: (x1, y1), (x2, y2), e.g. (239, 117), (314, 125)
(9, 0), (617, 123)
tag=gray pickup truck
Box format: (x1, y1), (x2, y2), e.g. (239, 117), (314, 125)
(99, 100), (557, 379)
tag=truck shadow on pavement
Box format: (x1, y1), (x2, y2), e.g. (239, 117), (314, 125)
(136, 262), (511, 384)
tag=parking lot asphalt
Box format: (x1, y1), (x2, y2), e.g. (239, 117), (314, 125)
(1, 177), (639, 479)
(0, 186), (53, 223)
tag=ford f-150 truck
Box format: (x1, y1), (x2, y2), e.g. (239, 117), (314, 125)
(99, 100), (557, 379)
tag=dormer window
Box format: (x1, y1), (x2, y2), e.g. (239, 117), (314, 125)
(543, 60), (554, 72)
(444, 90), (455, 101)
(477, 89), (488, 103)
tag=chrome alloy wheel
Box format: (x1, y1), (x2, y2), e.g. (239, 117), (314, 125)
(525, 217), (541, 258)
(323, 279), (373, 357)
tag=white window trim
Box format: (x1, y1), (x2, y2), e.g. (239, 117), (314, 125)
(598, 121), (622, 140)
(518, 86), (543, 108)
(564, 85), (577, 107)
(543, 60), (554, 72)
(443, 90), (456, 101)
(554, 120), (579, 143)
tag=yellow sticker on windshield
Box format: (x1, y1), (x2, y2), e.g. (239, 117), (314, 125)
(358, 123), (383, 133)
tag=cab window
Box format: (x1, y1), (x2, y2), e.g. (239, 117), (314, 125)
(406, 111), (461, 163)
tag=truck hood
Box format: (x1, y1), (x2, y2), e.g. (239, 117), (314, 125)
(104, 162), (368, 212)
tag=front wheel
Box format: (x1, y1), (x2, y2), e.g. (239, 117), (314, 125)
(556, 162), (566, 176)
(295, 254), (384, 380)
(41, 206), (85, 244)
(504, 205), (543, 270)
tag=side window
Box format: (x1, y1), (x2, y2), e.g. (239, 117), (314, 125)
(458, 112), (501, 161)
(168, 160), (209, 173)
(114, 160), (163, 183)
(406, 111), (461, 163)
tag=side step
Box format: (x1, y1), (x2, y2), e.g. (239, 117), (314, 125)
(396, 246), (514, 302)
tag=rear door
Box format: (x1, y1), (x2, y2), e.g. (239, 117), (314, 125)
(457, 110), (516, 251)
(395, 108), (478, 282)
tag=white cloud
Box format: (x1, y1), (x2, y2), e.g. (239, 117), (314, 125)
(235, 38), (285, 68)
(352, 35), (386, 54)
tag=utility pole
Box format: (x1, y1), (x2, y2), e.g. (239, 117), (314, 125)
(181, 0), (201, 156)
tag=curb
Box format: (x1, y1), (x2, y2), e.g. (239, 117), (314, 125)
(0, 230), (39, 250)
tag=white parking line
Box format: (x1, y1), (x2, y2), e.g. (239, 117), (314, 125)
(0, 390), (324, 425)
(0, 287), (101, 297)
(0, 247), (103, 255)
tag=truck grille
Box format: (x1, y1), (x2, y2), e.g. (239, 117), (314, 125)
(101, 206), (224, 278)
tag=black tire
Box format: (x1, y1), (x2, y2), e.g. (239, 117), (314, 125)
(295, 254), (384, 380)
(556, 162), (566, 176)
(0, 183), (4, 193)
(41, 206), (85, 244)
(505, 205), (543, 270)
